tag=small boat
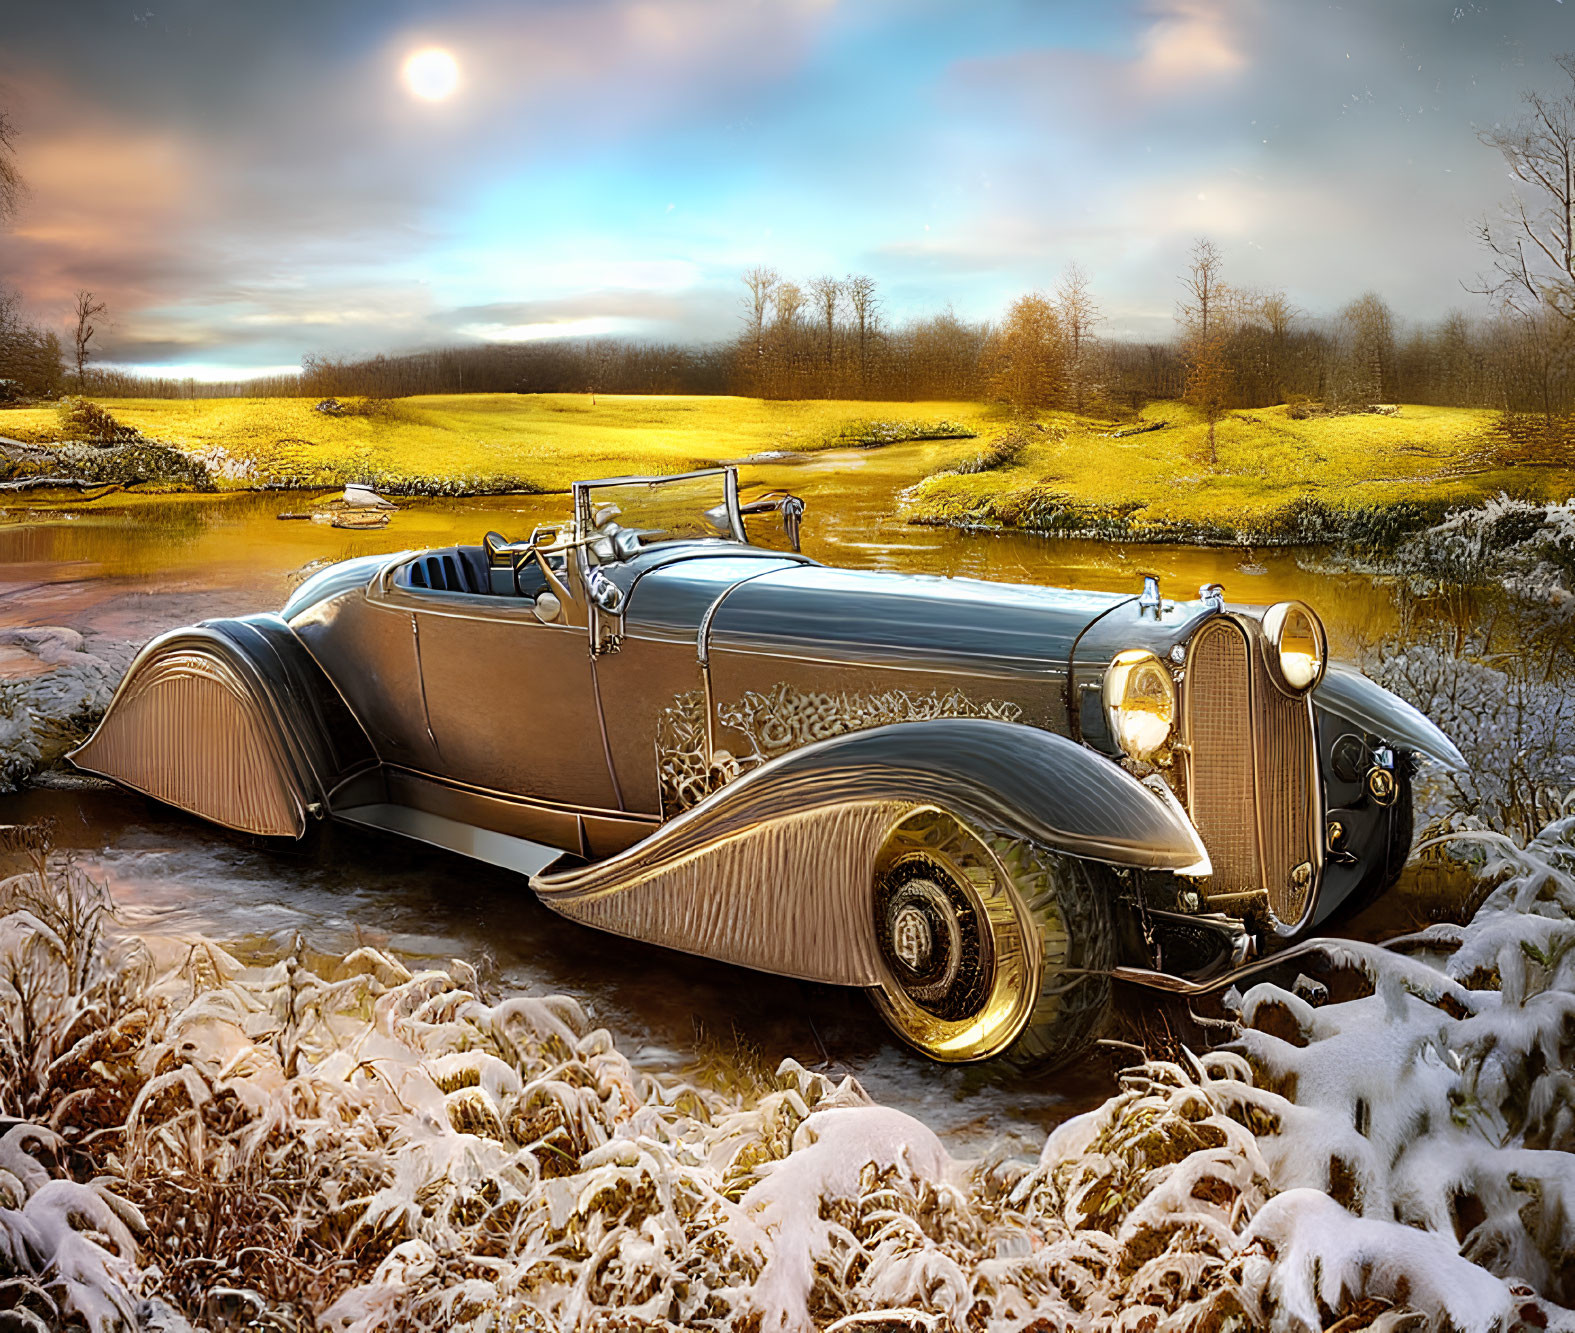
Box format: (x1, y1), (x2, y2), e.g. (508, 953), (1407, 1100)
(341, 484), (397, 510)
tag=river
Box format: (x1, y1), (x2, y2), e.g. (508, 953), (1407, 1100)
(0, 441), (1405, 1155)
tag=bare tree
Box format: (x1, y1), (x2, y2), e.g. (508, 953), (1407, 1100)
(1054, 262), (1101, 412)
(907, 307), (987, 399)
(740, 267), (779, 358)
(1258, 290), (1298, 401)
(1474, 53), (1575, 317)
(1177, 238), (1236, 465)
(585, 339), (619, 405)
(772, 281), (804, 330)
(807, 275), (841, 380)
(845, 274), (879, 392)
(1337, 291), (1398, 407)
(0, 287), (63, 397)
(72, 291), (108, 384)
(0, 108), (22, 224)
(762, 281), (806, 398)
(1177, 238), (1229, 339)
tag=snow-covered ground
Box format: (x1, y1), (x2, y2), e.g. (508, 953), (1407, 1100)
(2, 804), (1574, 1331)
(0, 625), (125, 791)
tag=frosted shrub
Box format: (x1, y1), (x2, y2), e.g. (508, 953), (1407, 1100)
(0, 842), (1313, 1330)
(0, 682), (43, 791)
(0, 628), (121, 793)
(181, 442), (255, 483)
(7, 788), (1575, 1329)
(1397, 492), (1575, 619)
(1373, 637), (1575, 841)
(1212, 798), (1575, 1327)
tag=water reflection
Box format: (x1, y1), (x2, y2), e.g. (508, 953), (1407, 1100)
(1, 443), (1400, 654)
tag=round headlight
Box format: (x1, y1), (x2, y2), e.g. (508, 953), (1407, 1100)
(1102, 649), (1176, 761)
(1262, 601), (1327, 694)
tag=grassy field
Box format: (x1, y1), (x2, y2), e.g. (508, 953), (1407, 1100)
(0, 393), (988, 493)
(2, 393), (1569, 544)
(904, 401), (1571, 543)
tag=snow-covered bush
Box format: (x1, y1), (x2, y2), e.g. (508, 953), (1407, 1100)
(179, 442), (255, 483)
(1396, 493), (1575, 619)
(0, 628), (121, 793)
(1215, 796), (1575, 1327)
(0, 682), (43, 792)
(1373, 637), (1575, 842)
(3, 815), (1574, 1332)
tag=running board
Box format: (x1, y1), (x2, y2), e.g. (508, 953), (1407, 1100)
(333, 803), (564, 877)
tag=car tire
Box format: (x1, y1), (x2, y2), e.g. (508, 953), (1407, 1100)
(988, 835), (1118, 1075)
(868, 809), (1116, 1069)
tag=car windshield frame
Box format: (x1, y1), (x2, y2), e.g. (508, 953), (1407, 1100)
(572, 467), (745, 546)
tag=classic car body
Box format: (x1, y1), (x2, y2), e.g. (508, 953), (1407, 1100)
(72, 467), (1464, 1068)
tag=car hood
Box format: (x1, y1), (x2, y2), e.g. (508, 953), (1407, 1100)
(627, 559), (1150, 677)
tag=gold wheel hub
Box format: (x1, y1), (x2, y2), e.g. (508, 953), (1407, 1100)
(868, 809), (1042, 1063)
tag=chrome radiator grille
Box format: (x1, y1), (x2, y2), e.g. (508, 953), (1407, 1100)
(1183, 618), (1319, 928)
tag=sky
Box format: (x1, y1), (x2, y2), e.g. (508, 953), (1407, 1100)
(0, 0), (1571, 378)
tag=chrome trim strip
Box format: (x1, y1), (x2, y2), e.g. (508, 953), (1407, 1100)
(588, 651), (625, 811)
(347, 763), (661, 827)
(1064, 593), (1140, 744)
(410, 612), (440, 756)
(698, 639), (1072, 679)
(695, 564), (800, 761)
(1111, 938), (1334, 995)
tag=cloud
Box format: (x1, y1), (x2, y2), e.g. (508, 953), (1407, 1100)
(3, 0), (1574, 371)
(0, 0), (838, 369)
(1133, 0), (1248, 87)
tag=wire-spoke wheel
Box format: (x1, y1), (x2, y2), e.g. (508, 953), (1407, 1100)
(868, 808), (1117, 1069)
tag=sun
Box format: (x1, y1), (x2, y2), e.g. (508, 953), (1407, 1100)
(403, 47), (459, 102)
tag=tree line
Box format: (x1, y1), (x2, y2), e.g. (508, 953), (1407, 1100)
(6, 272), (1574, 425)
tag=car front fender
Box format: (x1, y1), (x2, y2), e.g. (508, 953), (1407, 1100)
(1315, 663), (1466, 769)
(532, 717), (1209, 987)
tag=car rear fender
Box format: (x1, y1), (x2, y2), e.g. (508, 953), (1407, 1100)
(70, 614), (376, 838)
(531, 717), (1209, 986)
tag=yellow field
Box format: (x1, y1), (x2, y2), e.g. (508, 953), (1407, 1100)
(0, 394), (994, 492)
(904, 401), (1565, 537)
(2, 395), (1565, 540)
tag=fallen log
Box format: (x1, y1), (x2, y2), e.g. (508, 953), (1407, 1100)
(0, 476), (124, 495)
(1107, 420), (1169, 438)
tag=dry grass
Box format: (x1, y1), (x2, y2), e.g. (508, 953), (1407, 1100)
(904, 402), (1572, 544)
(3, 397), (1565, 537)
(0, 395), (997, 494)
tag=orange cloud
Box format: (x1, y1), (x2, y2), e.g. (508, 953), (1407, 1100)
(11, 130), (191, 263)
(1134, 0), (1249, 88)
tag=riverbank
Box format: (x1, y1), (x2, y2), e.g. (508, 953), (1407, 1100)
(0, 393), (989, 496)
(3, 394), (1568, 550)
(903, 401), (1572, 548)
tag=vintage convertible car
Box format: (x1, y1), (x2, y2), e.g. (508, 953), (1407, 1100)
(72, 467), (1463, 1069)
